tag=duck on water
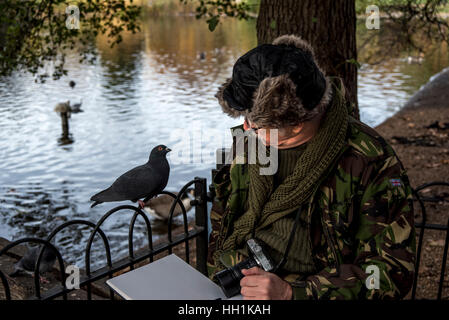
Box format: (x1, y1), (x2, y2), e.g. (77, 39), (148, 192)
(143, 189), (195, 221)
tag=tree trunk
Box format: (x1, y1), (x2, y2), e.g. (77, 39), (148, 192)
(256, 0), (358, 118)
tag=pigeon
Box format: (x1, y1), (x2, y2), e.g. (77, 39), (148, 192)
(9, 246), (56, 283)
(90, 145), (171, 208)
(143, 188), (194, 221)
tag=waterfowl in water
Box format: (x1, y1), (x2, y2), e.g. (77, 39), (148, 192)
(143, 189), (194, 221)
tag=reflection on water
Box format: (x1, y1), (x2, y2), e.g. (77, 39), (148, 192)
(0, 13), (448, 269)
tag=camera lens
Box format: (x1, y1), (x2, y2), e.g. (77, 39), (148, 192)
(215, 269), (240, 298)
(215, 257), (258, 298)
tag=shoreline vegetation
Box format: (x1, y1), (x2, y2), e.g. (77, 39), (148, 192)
(143, 0), (449, 16)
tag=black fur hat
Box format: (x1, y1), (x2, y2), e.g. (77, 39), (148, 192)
(216, 35), (332, 128)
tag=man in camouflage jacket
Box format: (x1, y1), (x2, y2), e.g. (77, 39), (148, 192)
(208, 35), (415, 300)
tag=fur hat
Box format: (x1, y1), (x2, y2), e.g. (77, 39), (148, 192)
(215, 34), (332, 128)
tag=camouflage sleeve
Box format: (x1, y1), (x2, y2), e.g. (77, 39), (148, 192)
(290, 154), (416, 300)
(207, 164), (232, 278)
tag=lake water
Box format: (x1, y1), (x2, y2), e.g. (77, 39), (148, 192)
(0, 14), (448, 269)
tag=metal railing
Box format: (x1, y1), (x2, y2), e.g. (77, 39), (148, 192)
(411, 181), (449, 300)
(0, 177), (209, 300)
(0, 176), (448, 300)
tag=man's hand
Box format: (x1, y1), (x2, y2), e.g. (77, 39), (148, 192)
(240, 267), (292, 300)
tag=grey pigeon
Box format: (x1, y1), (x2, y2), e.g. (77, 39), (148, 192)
(90, 145), (171, 208)
(143, 188), (194, 221)
(10, 246), (56, 281)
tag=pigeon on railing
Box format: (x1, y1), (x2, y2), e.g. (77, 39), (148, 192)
(90, 145), (171, 208)
(9, 246), (56, 284)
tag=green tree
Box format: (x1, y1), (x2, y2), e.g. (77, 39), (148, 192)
(0, 0), (141, 82)
(358, 0), (449, 61)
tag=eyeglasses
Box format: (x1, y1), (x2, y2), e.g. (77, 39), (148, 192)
(246, 119), (284, 138)
(250, 124), (296, 141)
(245, 118), (260, 133)
(250, 126), (259, 134)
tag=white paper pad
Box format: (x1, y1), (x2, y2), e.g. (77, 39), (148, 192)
(106, 254), (242, 300)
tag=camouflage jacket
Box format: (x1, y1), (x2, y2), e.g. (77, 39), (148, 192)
(207, 117), (416, 300)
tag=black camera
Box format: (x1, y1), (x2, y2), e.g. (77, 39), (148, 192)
(214, 239), (275, 298)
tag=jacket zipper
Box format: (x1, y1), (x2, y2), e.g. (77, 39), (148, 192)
(321, 213), (341, 276)
(317, 147), (349, 276)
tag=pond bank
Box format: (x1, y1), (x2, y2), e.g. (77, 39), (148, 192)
(375, 67), (449, 299)
(375, 66), (449, 188)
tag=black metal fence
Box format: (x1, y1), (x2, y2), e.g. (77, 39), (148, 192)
(0, 177), (448, 300)
(411, 181), (449, 300)
(0, 177), (209, 300)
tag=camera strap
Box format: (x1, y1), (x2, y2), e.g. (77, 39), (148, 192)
(273, 205), (303, 273)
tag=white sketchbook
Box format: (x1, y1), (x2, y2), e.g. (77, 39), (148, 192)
(106, 254), (242, 300)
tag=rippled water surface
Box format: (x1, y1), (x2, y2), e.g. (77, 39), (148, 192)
(1, 15), (448, 269)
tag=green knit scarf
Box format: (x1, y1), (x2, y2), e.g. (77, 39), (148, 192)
(220, 79), (349, 253)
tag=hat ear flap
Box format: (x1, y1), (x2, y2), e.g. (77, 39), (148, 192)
(249, 75), (306, 128)
(215, 78), (246, 118)
(249, 74), (333, 128)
